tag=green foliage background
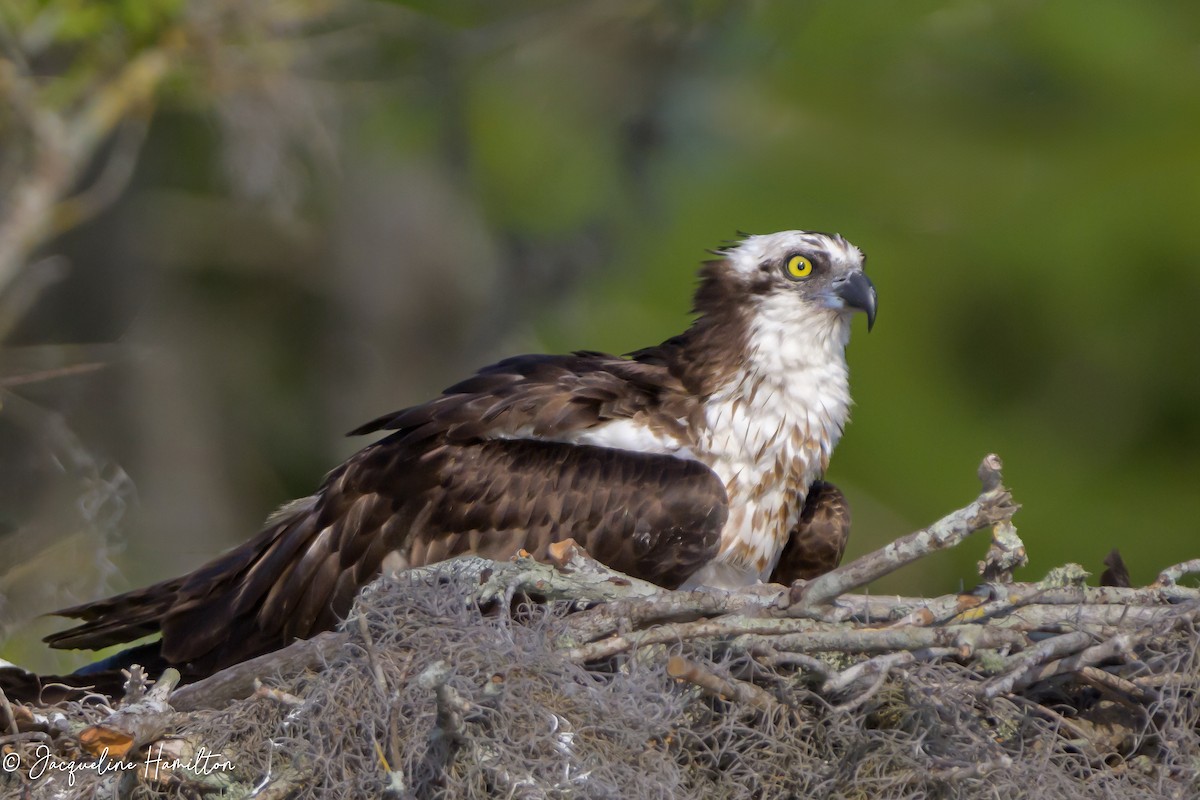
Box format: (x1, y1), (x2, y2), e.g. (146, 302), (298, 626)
(2, 0), (1198, 667)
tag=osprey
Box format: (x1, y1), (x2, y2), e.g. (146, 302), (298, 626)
(32, 230), (876, 686)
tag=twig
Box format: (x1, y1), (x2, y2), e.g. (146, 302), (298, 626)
(1131, 672), (1200, 690)
(1156, 559), (1200, 587)
(560, 587), (774, 648)
(978, 518), (1027, 583)
(138, 668), (178, 708)
(1024, 633), (1137, 687)
(734, 624), (1025, 663)
(980, 631), (1094, 697)
(979, 601), (1175, 634)
(1077, 666), (1157, 705)
(0, 686), (18, 737)
(927, 756), (1014, 781)
(169, 631), (348, 711)
(790, 454), (1018, 611)
(357, 613), (388, 694)
(417, 661), (473, 745)
(983, 633), (1134, 699)
(822, 647), (956, 695)
(51, 116), (151, 235)
(0, 255), (71, 343)
(666, 655), (779, 713)
(415, 660), (475, 791)
(749, 647), (834, 682)
(0, 59), (69, 295)
(563, 616), (822, 663)
(940, 583), (1200, 632)
(0, 359), (110, 388)
(830, 667), (890, 714)
(252, 679), (304, 707)
(0, 42), (174, 293)
(886, 593), (987, 628)
(794, 585), (1200, 627)
(566, 603), (1028, 665)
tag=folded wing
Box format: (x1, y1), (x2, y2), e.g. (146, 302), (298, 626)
(48, 436), (727, 678)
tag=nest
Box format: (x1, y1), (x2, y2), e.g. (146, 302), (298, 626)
(3, 455), (1199, 799)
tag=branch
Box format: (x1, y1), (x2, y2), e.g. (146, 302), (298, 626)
(666, 655), (780, 713)
(789, 454), (1018, 611)
(735, 623), (1026, 661)
(563, 616), (822, 663)
(978, 518), (1027, 583)
(565, 613), (1027, 664)
(821, 647), (956, 695)
(559, 586), (777, 648)
(417, 661), (474, 746)
(76, 668), (180, 759)
(979, 631), (1094, 697)
(0, 686), (18, 737)
(1156, 559), (1200, 587)
(0, 38), (175, 295)
(169, 631), (348, 711)
(982, 632), (1138, 699)
(406, 546), (666, 609)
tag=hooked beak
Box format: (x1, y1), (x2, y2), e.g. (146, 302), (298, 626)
(833, 271), (877, 331)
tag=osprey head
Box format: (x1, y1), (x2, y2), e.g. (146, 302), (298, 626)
(719, 230), (877, 332)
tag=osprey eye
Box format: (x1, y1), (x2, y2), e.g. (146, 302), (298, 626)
(785, 255), (813, 279)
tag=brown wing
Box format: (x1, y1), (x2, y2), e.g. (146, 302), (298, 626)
(48, 436), (727, 679)
(349, 353), (695, 446)
(770, 480), (851, 584)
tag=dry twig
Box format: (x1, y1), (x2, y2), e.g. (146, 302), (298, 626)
(789, 454), (1018, 610)
(666, 655), (780, 713)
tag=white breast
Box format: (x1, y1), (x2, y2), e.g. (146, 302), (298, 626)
(686, 302), (853, 589)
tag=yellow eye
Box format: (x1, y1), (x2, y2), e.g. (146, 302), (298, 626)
(786, 255), (813, 279)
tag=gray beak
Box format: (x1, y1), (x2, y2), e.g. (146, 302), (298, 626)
(834, 271), (877, 331)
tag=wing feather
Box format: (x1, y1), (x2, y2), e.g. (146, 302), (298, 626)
(770, 480), (851, 584)
(46, 350), (715, 679)
(348, 353), (692, 444)
(48, 436), (725, 678)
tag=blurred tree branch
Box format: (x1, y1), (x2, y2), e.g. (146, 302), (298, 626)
(0, 0), (332, 337)
(0, 0), (336, 668)
(0, 15), (178, 332)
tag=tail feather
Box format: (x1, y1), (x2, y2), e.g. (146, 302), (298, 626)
(43, 497), (320, 669)
(43, 576), (184, 650)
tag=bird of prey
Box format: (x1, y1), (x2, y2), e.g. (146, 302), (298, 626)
(24, 230), (876, 690)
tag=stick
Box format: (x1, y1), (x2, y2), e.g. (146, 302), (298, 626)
(822, 647), (956, 695)
(983, 633), (1134, 699)
(980, 631), (1093, 697)
(735, 624), (1025, 660)
(169, 631), (348, 711)
(1156, 559), (1200, 587)
(0, 687), (18, 737)
(563, 617), (821, 663)
(357, 613), (388, 694)
(666, 655), (779, 713)
(790, 454), (1018, 611)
